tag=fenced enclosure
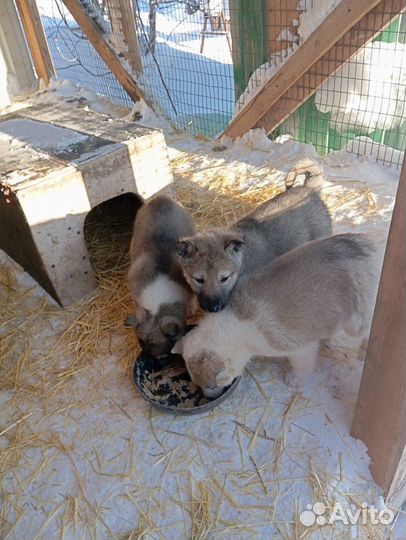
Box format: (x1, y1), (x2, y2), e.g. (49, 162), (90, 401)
(37, 0), (406, 167)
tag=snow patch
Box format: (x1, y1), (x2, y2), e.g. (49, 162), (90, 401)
(298, 0), (340, 41)
(315, 41), (406, 133)
(0, 118), (88, 152)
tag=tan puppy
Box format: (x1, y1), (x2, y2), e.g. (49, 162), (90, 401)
(173, 234), (379, 396)
(176, 160), (332, 312)
(127, 195), (196, 356)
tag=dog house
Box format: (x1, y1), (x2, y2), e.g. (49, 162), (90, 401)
(0, 102), (173, 305)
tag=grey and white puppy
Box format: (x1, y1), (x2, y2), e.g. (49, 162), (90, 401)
(127, 195), (196, 357)
(173, 234), (379, 396)
(176, 160), (332, 312)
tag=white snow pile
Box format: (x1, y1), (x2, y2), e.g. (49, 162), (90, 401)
(81, 0), (110, 34)
(234, 49), (296, 115)
(315, 40), (406, 133)
(0, 118), (88, 153)
(298, 0), (340, 41)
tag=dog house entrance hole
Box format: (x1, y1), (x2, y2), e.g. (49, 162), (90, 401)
(84, 193), (142, 276)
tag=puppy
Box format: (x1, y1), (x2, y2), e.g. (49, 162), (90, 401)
(173, 234), (379, 396)
(176, 160), (332, 312)
(127, 195), (196, 356)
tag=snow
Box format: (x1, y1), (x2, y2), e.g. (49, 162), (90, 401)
(0, 118), (89, 152)
(35, 0), (406, 169)
(315, 41), (406, 133)
(37, 0), (235, 137)
(336, 136), (405, 170)
(0, 85), (403, 540)
(298, 0), (340, 42)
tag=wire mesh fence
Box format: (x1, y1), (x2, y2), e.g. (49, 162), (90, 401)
(274, 5), (406, 169)
(37, 0), (406, 168)
(39, 0), (133, 107)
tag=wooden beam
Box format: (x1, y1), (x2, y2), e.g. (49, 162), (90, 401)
(351, 160), (406, 507)
(14, 0), (55, 85)
(258, 0), (405, 132)
(107, 0), (143, 74)
(61, 0), (145, 103)
(222, 0), (383, 139)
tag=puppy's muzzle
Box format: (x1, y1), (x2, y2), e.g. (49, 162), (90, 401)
(202, 386), (225, 399)
(199, 296), (226, 313)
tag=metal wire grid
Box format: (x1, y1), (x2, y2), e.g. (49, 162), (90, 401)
(38, 0), (133, 107)
(132, 0), (234, 137)
(38, 0), (406, 168)
(275, 3), (406, 169)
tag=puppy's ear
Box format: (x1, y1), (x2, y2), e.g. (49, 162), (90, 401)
(224, 233), (245, 256)
(160, 316), (185, 339)
(176, 238), (197, 261)
(171, 336), (185, 355)
(124, 307), (149, 328)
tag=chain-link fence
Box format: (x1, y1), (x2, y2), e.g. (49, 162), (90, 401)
(38, 0), (406, 168)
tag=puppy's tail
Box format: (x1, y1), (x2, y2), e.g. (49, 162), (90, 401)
(285, 158), (326, 190)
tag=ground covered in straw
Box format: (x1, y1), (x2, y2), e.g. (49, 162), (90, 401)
(0, 85), (402, 539)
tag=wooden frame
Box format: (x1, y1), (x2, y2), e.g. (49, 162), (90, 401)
(352, 160), (405, 508)
(107, 0), (143, 74)
(258, 0), (405, 132)
(61, 0), (147, 103)
(14, 0), (55, 85)
(222, 0), (383, 139)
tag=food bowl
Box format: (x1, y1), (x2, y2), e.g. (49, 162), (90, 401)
(132, 352), (240, 415)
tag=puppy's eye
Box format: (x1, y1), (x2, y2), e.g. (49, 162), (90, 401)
(193, 276), (205, 284)
(220, 275), (230, 283)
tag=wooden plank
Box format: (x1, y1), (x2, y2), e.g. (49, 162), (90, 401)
(0, 0), (38, 96)
(221, 0), (383, 139)
(351, 160), (406, 507)
(14, 0), (55, 85)
(61, 0), (145, 103)
(259, 0), (405, 132)
(107, 0), (143, 74)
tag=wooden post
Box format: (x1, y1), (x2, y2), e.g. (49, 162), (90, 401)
(107, 0), (143, 74)
(14, 0), (55, 85)
(61, 0), (146, 103)
(258, 0), (405, 133)
(351, 160), (406, 509)
(222, 0), (383, 139)
(229, 0), (269, 101)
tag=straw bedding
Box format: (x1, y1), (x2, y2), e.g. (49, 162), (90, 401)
(0, 130), (398, 539)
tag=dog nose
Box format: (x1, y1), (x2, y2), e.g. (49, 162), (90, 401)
(199, 296), (226, 313)
(210, 301), (224, 313)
